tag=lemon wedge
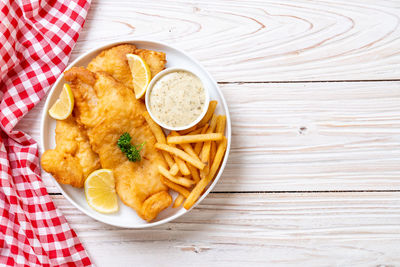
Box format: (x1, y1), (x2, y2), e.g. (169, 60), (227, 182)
(126, 53), (151, 99)
(48, 83), (74, 120)
(85, 169), (118, 214)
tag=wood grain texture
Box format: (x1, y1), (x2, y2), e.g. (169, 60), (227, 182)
(54, 192), (400, 266)
(18, 82), (400, 193)
(69, 0), (400, 82)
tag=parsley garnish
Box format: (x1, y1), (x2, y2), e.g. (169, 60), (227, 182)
(117, 132), (145, 162)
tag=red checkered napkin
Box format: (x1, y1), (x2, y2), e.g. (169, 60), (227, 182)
(0, 0), (92, 266)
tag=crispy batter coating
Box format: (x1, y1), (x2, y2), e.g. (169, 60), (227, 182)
(64, 67), (171, 221)
(87, 44), (137, 91)
(87, 44), (166, 90)
(41, 115), (101, 188)
(135, 48), (167, 77)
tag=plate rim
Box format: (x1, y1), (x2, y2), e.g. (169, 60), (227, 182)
(40, 39), (231, 228)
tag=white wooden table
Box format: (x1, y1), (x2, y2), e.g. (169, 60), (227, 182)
(16, 0), (400, 265)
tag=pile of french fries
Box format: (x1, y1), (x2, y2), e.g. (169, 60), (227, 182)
(143, 100), (227, 210)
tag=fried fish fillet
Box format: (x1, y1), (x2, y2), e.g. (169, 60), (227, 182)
(64, 67), (172, 221)
(41, 115), (101, 188)
(135, 48), (167, 77)
(87, 44), (137, 91)
(87, 44), (166, 90)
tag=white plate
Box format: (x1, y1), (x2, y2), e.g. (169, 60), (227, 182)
(41, 40), (231, 228)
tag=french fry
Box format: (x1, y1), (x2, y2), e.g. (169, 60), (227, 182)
(197, 115), (218, 158)
(163, 153), (175, 168)
(170, 131), (201, 161)
(199, 163), (210, 179)
(198, 115), (219, 178)
(188, 164), (200, 183)
(155, 143), (205, 170)
(162, 152), (175, 168)
(169, 163), (179, 176)
(181, 143), (200, 160)
(143, 111), (166, 142)
(188, 128), (203, 135)
(199, 143), (210, 179)
(209, 137), (227, 180)
(174, 155), (191, 175)
(161, 177), (190, 198)
(178, 125), (196, 135)
(183, 137), (227, 210)
(208, 114), (218, 132)
(158, 165), (194, 188)
(167, 133), (222, 145)
(194, 124), (209, 154)
(199, 166), (209, 180)
(184, 144), (200, 160)
(210, 141), (216, 166)
(173, 194), (185, 208)
(208, 116), (222, 170)
(201, 123), (209, 133)
(216, 115), (226, 134)
(142, 111), (175, 167)
(152, 101), (227, 210)
(167, 132), (191, 176)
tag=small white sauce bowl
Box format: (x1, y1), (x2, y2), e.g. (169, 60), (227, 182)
(145, 67), (210, 131)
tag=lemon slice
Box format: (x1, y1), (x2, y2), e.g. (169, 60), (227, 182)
(85, 169), (118, 214)
(49, 83), (74, 120)
(126, 53), (151, 99)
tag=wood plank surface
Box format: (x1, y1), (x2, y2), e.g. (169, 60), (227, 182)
(54, 192), (400, 266)
(69, 0), (400, 82)
(18, 82), (400, 193)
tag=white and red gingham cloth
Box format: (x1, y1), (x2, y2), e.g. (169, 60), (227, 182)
(0, 0), (92, 265)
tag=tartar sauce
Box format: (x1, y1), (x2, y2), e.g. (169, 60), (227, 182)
(149, 71), (206, 127)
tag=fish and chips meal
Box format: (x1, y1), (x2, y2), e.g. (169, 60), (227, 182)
(41, 44), (227, 222)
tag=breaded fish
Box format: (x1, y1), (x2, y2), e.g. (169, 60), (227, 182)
(87, 44), (166, 90)
(87, 44), (137, 91)
(41, 115), (101, 188)
(64, 67), (172, 221)
(135, 48), (167, 77)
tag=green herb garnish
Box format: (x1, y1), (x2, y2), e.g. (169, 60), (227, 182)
(117, 132), (145, 162)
